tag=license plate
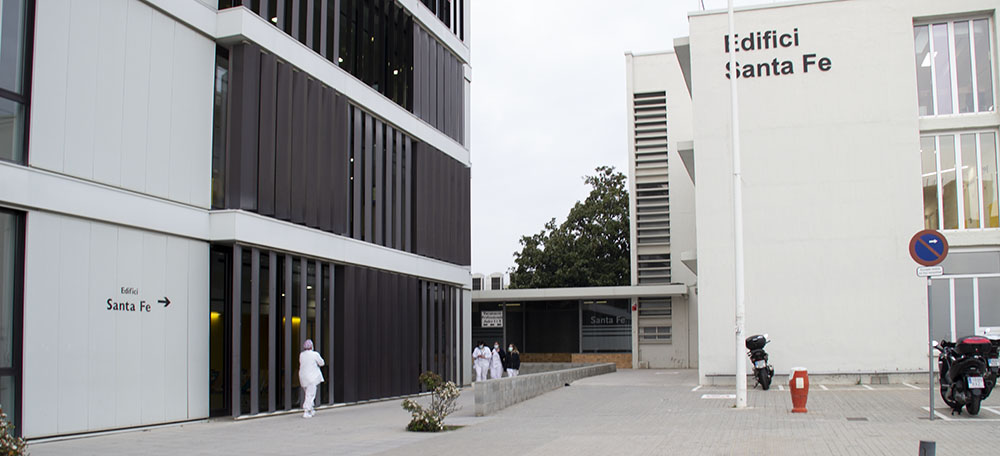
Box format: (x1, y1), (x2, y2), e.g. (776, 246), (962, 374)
(754, 360), (766, 369)
(968, 376), (985, 389)
(990, 358), (1000, 367)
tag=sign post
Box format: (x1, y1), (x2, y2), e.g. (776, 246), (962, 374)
(909, 229), (949, 421)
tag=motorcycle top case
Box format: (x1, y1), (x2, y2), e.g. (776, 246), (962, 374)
(745, 335), (767, 350)
(956, 336), (993, 356)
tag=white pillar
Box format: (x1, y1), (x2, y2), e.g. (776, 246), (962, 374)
(728, 0), (747, 409)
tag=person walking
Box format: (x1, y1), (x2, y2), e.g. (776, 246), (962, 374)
(298, 339), (325, 418)
(489, 341), (505, 379)
(472, 341), (491, 381)
(506, 344), (521, 377)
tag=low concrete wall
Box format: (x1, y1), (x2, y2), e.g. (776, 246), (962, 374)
(518, 363), (593, 375)
(474, 363), (616, 416)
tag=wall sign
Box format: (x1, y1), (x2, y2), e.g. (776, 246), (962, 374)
(723, 28), (832, 79)
(481, 310), (503, 328)
(106, 286), (171, 313)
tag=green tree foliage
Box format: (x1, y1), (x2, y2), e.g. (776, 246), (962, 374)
(509, 166), (630, 288)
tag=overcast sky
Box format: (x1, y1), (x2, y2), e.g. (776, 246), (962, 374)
(469, 0), (771, 276)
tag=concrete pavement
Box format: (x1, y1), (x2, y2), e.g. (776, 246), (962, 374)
(30, 369), (1000, 455)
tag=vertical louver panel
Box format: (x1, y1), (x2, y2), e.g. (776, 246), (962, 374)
(633, 91), (671, 284)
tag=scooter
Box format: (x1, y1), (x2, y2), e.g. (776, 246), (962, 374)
(745, 334), (773, 390)
(935, 336), (997, 415)
(982, 329), (1000, 379)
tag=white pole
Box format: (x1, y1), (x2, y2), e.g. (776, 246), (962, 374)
(728, 0), (747, 409)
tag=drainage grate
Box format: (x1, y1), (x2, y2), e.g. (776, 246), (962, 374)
(846, 417), (869, 422)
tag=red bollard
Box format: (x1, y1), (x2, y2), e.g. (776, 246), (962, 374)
(790, 367), (809, 413)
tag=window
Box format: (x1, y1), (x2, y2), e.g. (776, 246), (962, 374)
(0, 0), (31, 164)
(211, 48), (229, 210)
(640, 326), (671, 343)
(0, 209), (23, 436)
(581, 300), (631, 353)
(921, 131), (999, 230)
(914, 18), (995, 116)
(638, 297), (672, 317)
(472, 277), (481, 291)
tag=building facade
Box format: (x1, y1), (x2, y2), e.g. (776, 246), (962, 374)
(624, 51), (698, 369)
(0, 0), (471, 438)
(470, 285), (688, 369)
(679, 0), (1000, 384)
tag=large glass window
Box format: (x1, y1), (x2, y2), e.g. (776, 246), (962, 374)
(339, 0), (413, 110)
(922, 132), (1000, 230)
(581, 300), (630, 353)
(211, 49), (229, 210)
(914, 18), (995, 116)
(0, 209), (23, 436)
(0, 0), (30, 164)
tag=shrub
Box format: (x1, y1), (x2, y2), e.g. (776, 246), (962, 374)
(0, 406), (27, 456)
(402, 371), (461, 432)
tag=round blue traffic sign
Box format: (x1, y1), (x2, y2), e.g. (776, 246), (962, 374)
(909, 230), (949, 266)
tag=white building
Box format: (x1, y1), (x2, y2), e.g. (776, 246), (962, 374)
(624, 51), (699, 368)
(673, 0), (1000, 384)
(0, 0), (472, 439)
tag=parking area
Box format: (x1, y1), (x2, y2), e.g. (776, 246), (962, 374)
(692, 382), (1000, 422)
(29, 369), (1000, 456)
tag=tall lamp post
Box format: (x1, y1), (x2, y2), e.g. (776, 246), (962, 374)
(728, 0), (748, 409)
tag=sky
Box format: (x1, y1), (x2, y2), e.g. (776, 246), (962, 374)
(469, 0), (772, 277)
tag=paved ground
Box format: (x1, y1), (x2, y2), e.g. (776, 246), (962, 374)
(29, 369), (1000, 455)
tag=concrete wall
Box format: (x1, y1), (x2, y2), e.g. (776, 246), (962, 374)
(474, 363), (616, 416)
(21, 212), (209, 438)
(689, 0), (1000, 383)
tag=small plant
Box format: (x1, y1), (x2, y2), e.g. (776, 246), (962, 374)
(0, 406), (27, 456)
(401, 371), (461, 432)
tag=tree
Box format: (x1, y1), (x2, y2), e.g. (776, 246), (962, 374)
(508, 166), (630, 288)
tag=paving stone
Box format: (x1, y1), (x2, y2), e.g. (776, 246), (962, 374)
(28, 369), (1000, 456)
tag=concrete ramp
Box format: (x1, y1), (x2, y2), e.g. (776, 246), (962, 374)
(474, 363), (616, 416)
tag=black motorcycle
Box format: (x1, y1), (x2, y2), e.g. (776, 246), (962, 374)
(745, 334), (773, 390)
(935, 336), (998, 415)
(984, 331), (1000, 379)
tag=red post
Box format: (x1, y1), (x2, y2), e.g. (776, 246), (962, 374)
(790, 368), (809, 413)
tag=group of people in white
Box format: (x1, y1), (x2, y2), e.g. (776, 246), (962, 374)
(297, 338), (525, 419)
(472, 340), (521, 381)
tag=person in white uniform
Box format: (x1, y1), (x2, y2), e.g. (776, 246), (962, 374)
(299, 339), (325, 418)
(472, 341), (491, 382)
(489, 342), (504, 379)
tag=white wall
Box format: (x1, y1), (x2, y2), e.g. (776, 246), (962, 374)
(627, 52), (698, 368)
(689, 0), (1000, 382)
(29, 0), (215, 208)
(21, 211), (209, 438)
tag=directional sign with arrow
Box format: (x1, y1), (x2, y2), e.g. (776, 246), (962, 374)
(158, 297), (171, 308)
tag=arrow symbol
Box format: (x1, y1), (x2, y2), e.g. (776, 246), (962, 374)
(158, 297), (171, 308)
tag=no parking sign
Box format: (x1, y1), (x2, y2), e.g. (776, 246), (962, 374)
(909, 229), (948, 267)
